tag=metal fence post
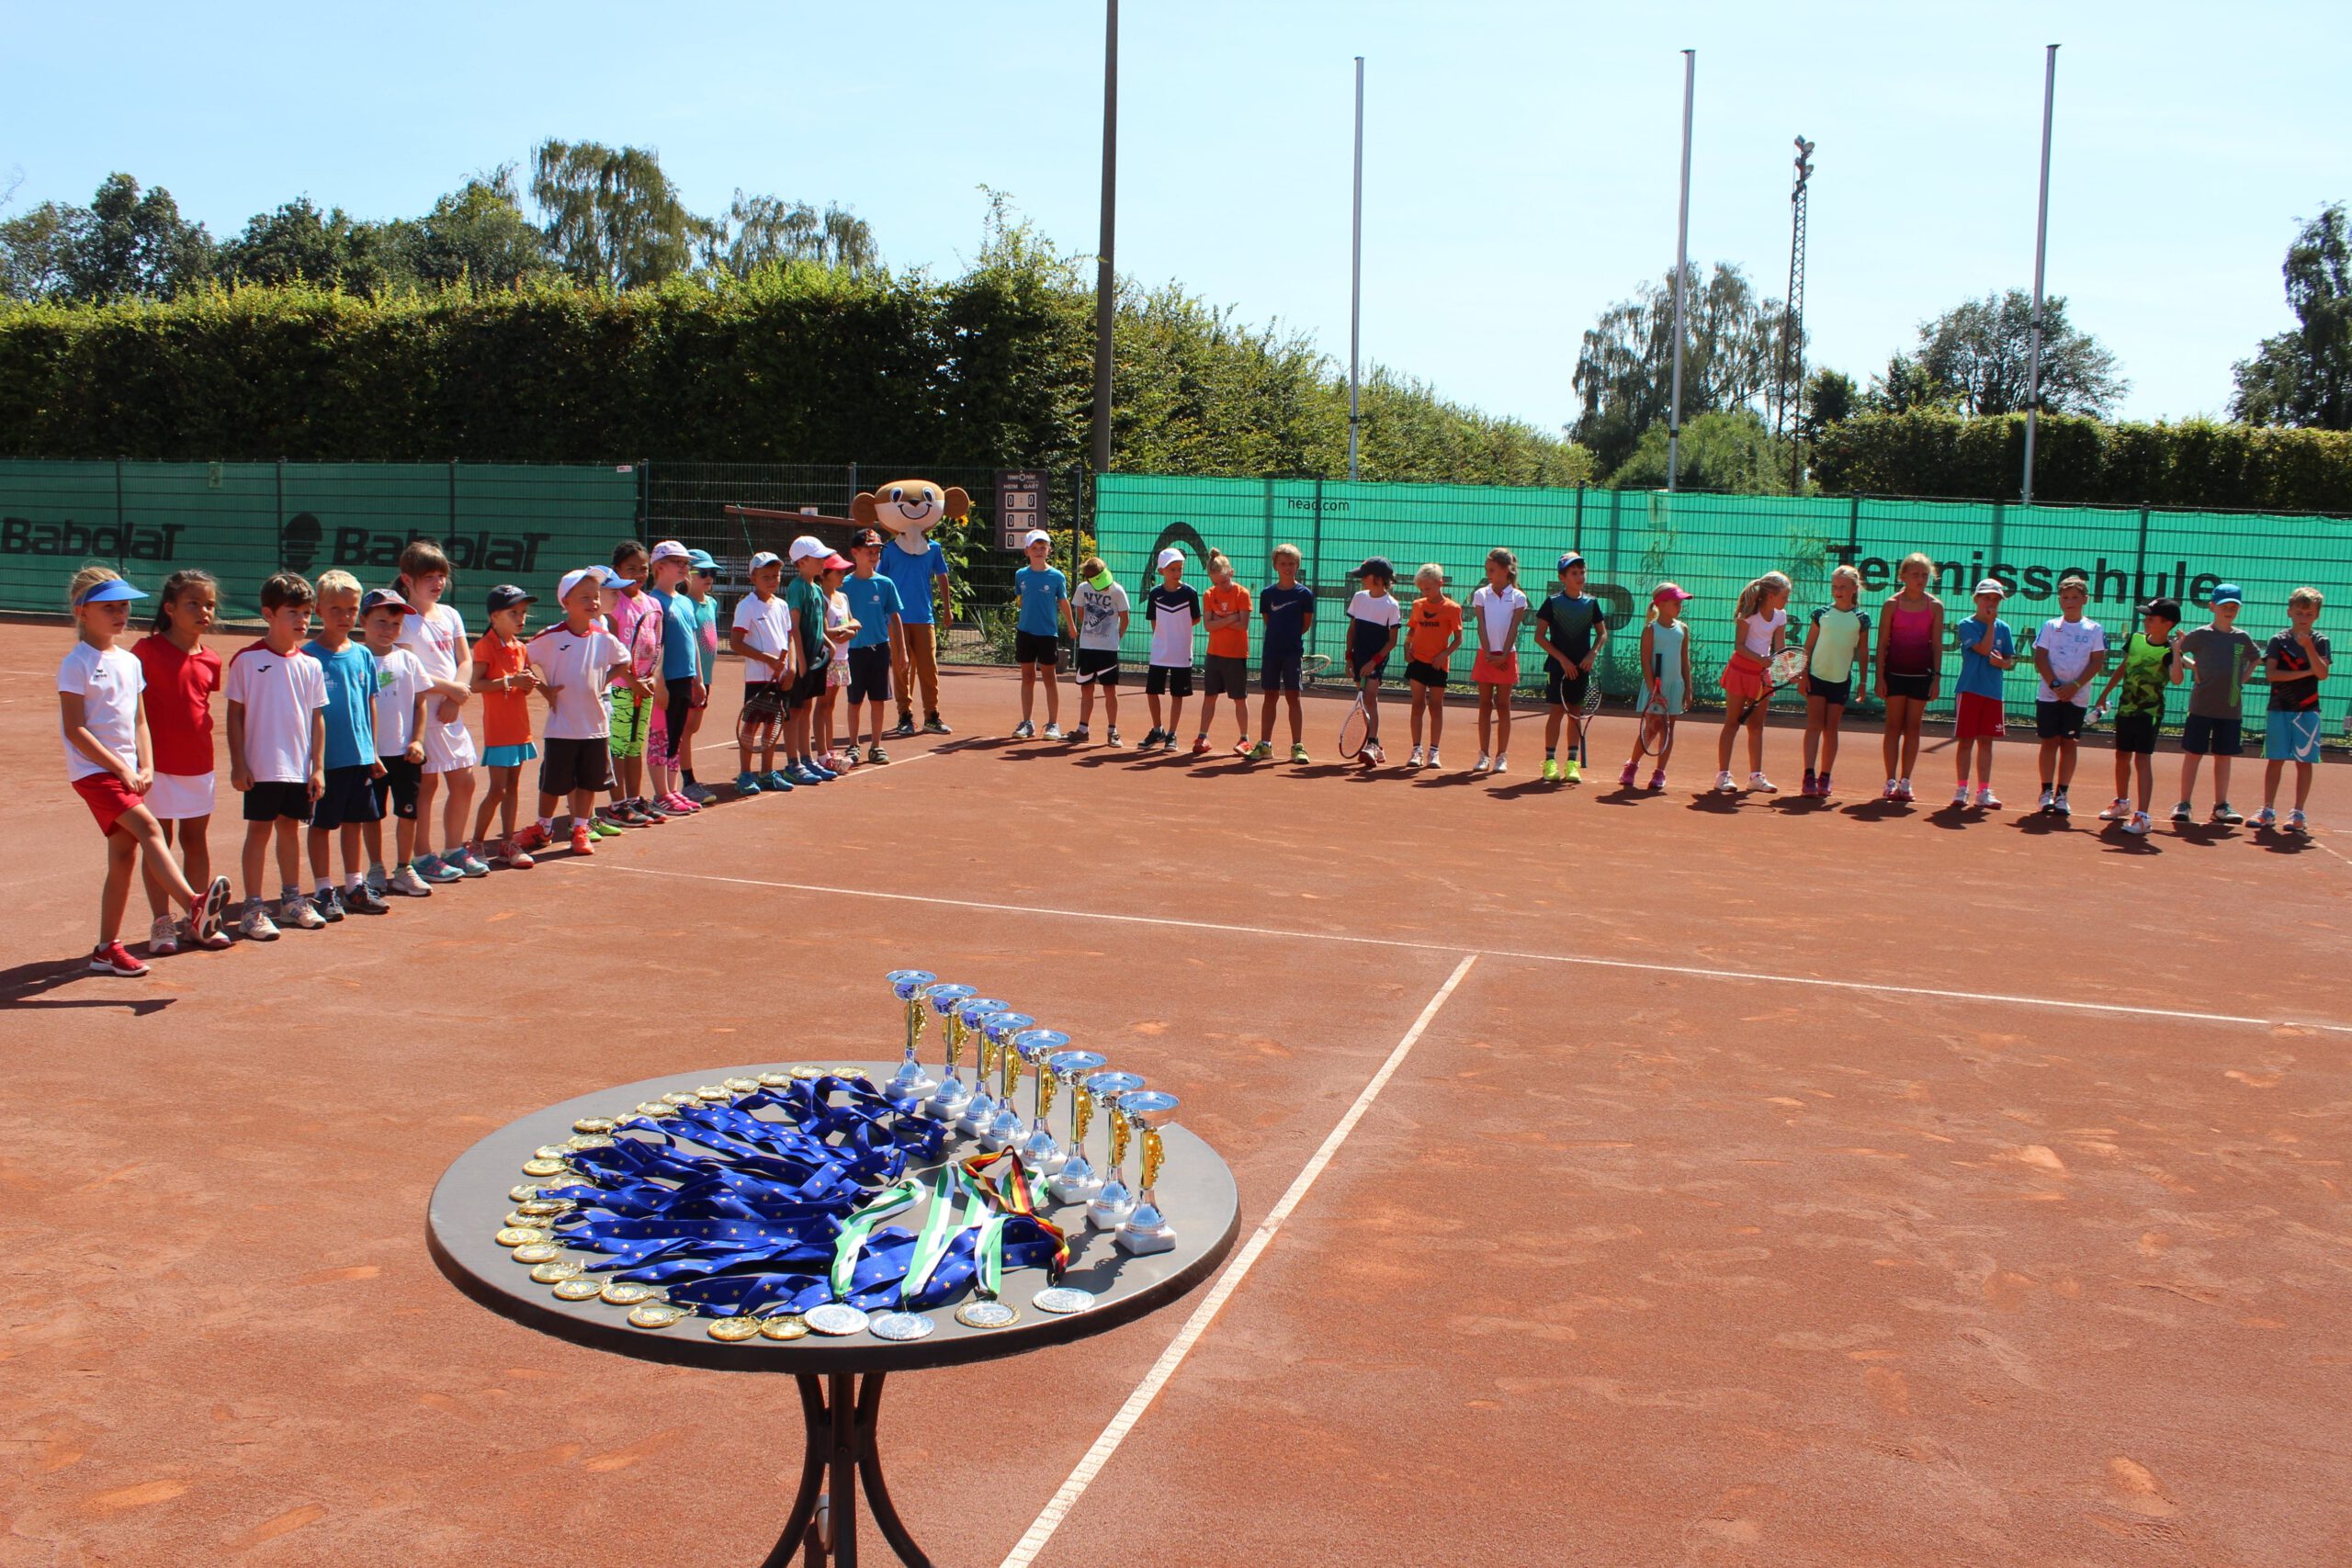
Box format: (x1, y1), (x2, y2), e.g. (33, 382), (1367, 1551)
(2133, 504), (2151, 599)
(1847, 493), (1861, 564)
(1574, 483), (1585, 554)
(116, 456), (125, 533)
(447, 457), (458, 536)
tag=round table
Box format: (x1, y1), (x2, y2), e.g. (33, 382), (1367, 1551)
(427, 1062), (1238, 1567)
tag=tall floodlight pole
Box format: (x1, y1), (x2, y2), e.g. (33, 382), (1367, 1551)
(1667, 49), (1695, 492)
(1091, 0), (1120, 479)
(1778, 136), (1815, 494)
(1348, 55), (1365, 481)
(2020, 44), (2057, 506)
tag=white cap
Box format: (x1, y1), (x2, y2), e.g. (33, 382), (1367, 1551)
(1156, 547), (1186, 570)
(789, 536), (831, 563)
(558, 568), (604, 603)
(650, 540), (691, 564)
(1973, 578), (2009, 597)
(1022, 528), (1052, 548)
(750, 550), (783, 571)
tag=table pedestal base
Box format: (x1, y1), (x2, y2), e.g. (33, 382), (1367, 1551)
(763, 1371), (934, 1568)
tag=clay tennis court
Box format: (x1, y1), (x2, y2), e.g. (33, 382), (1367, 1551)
(5, 623), (2349, 1567)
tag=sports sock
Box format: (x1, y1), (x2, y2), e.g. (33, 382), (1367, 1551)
(683, 768), (697, 787)
(314, 879), (332, 897)
(346, 873), (365, 892)
(537, 817), (553, 833)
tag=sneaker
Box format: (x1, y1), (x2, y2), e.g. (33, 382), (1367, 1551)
(2287, 808), (2310, 835)
(1363, 740), (1385, 766)
(570, 823), (595, 857)
(631, 796), (669, 822)
(812, 760), (842, 780)
(842, 744), (860, 767)
(89, 941), (149, 977)
(2171, 800), (2193, 824)
(1012, 719), (1036, 739)
(1071, 726), (1091, 745)
(1748, 772), (1775, 793)
(239, 898), (281, 941)
(452, 849), (492, 877)
(1565, 760), (1582, 784)
(1474, 754), (1492, 773)
(589, 818), (621, 840)
(1816, 773), (1833, 798)
(1044, 723), (1065, 740)
(2053, 788), (2073, 818)
(1291, 743), (1309, 763)
(1803, 770), (1818, 795)
(1976, 786), (2002, 809)
(2255, 805), (2278, 829)
(1192, 735), (1210, 754)
(1233, 738), (1254, 757)
(148, 914), (180, 957)
(345, 885), (391, 916)
(366, 864), (389, 897)
(1619, 761), (1638, 787)
(762, 770), (794, 791)
(867, 748), (893, 767)
(2098, 797), (2131, 821)
(922, 716), (951, 735)
(1161, 732), (1180, 752)
(1715, 770), (1736, 793)
(513, 823), (552, 853)
(2212, 803), (2242, 826)
(1884, 779), (1901, 801)
(1894, 778), (1914, 802)
(1428, 748), (1443, 769)
(495, 840), (535, 870)
(1492, 754), (1509, 776)
(597, 805), (636, 829)
(2037, 785), (2055, 814)
(389, 865), (433, 897)
(661, 792), (698, 814)
(2124, 810), (2152, 836)
(1408, 747), (1427, 769)
(415, 852), (463, 885)
(1110, 728), (1127, 749)
(684, 782), (719, 806)
(736, 771), (763, 795)
(1248, 740), (1272, 760)
(1541, 758), (1561, 782)
(1953, 784), (1973, 807)
(281, 893), (326, 931)
(313, 888), (346, 923)
(786, 764), (825, 786)
(1646, 768), (1667, 791)
(888, 716), (918, 739)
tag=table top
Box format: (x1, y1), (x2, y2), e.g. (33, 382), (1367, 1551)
(426, 1062), (1239, 1374)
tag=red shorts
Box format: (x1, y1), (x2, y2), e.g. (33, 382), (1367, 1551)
(1719, 650), (1768, 704)
(73, 773), (142, 837)
(1472, 650), (1519, 687)
(1955, 691), (2007, 740)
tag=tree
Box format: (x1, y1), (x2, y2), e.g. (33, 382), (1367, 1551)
(1874, 290), (2124, 417)
(61, 174), (215, 301)
(2230, 203), (2351, 431)
(530, 140), (706, 289)
(413, 169), (552, 289)
(218, 197), (419, 294)
(1571, 263), (1793, 474)
(1606, 408), (1790, 492)
(707, 191), (877, 278)
(0, 200), (80, 299)
(1800, 367), (1857, 439)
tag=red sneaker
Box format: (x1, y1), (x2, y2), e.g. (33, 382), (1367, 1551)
(512, 822), (551, 853)
(1191, 736), (1211, 755)
(89, 941), (150, 977)
(570, 823), (594, 856)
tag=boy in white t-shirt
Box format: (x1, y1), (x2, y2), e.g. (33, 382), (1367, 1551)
(2030, 572), (2108, 817)
(729, 549), (797, 791)
(1141, 547), (1202, 750)
(359, 588), (461, 897)
(526, 567), (634, 857)
(1070, 556), (1130, 746)
(224, 571), (330, 939)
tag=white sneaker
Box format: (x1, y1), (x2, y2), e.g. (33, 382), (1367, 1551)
(239, 900), (281, 942)
(2038, 785), (2055, 813)
(365, 864), (389, 897)
(1407, 746), (1425, 768)
(1976, 786), (2003, 809)
(1472, 753), (1491, 773)
(1427, 748), (1442, 768)
(2098, 797), (2131, 821)
(2255, 806), (2278, 829)
(148, 914), (180, 956)
(281, 893), (326, 931)
(1492, 754), (1509, 776)
(1747, 771), (1774, 793)
(389, 864), (432, 897)
(1953, 784), (1973, 807)
(2124, 810), (2151, 835)
(2287, 808), (2310, 835)
(1716, 770), (1736, 793)
(1043, 722), (1064, 740)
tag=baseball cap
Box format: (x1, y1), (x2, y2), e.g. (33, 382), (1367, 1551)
(749, 550), (784, 571)
(2211, 582), (2244, 604)
(75, 578), (147, 605)
(1973, 578), (2008, 597)
(847, 527), (884, 549)
(557, 568), (609, 603)
(685, 547), (718, 572)
(789, 536), (831, 564)
(2142, 596), (2183, 623)
(818, 551), (852, 572)
(358, 587), (413, 616)
(1155, 547), (1186, 570)
(1651, 582), (1693, 604)
(1556, 552), (1586, 573)
(487, 584), (537, 612)
(1354, 555), (1395, 581)
(649, 540), (692, 564)
(1022, 528), (1052, 548)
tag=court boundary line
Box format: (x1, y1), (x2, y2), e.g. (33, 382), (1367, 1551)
(996, 953), (1480, 1568)
(604, 864), (2352, 1035)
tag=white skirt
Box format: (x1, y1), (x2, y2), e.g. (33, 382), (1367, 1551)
(146, 770), (217, 821)
(421, 716), (480, 774)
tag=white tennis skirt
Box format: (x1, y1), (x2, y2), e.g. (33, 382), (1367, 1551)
(146, 770), (217, 821)
(421, 716), (480, 774)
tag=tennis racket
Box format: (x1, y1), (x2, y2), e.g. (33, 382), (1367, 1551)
(1734, 648), (1810, 728)
(1572, 668), (1604, 769)
(1301, 653), (1333, 680)
(737, 682), (786, 753)
(628, 603), (663, 732)
(1637, 652), (1676, 761)
(1337, 680), (1370, 760)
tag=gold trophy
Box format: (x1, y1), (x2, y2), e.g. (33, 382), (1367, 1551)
(1046, 1051), (1108, 1202)
(1114, 1090), (1180, 1255)
(954, 1001), (1012, 1134)
(1013, 1030), (1070, 1175)
(1082, 1071), (1145, 1230)
(920, 983), (976, 1119)
(979, 1011), (1034, 1151)
(884, 971), (938, 1104)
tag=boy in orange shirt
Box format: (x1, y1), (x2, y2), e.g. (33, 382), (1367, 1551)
(1196, 547), (1253, 755)
(469, 585), (542, 868)
(1404, 563), (1464, 768)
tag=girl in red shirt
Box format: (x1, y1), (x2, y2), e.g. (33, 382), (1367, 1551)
(469, 587), (542, 868)
(130, 570), (233, 954)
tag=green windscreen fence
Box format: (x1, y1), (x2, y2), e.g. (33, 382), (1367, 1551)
(1095, 475), (2352, 739)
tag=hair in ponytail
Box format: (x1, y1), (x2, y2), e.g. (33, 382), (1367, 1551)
(1485, 546), (1519, 590)
(152, 568), (218, 633)
(1735, 570), (1792, 621)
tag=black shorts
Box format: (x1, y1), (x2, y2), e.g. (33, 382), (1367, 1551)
(1260, 652), (1302, 693)
(1014, 630), (1060, 668)
(372, 755), (423, 820)
(1350, 658), (1389, 688)
(243, 779), (315, 825)
(1406, 659), (1449, 689)
(2181, 714), (2243, 756)
(1808, 675), (1851, 708)
(539, 736), (614, 796)
(789, 661), (828, 712)
(310, 764), (381, 830)
(2036, 700), (2086, 740)
(2113, 713), (2159, 755)
(1545, 668), (1590, 709)
(1884, 671), (1932, 701)
(847, 645), (892, 705)
(1075, 647), (1122, 687)
(1202, 655), (1249, 697)
(1146, 664), (1193, 698)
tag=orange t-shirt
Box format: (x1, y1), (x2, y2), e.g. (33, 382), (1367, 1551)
(473, 631), (532, 748)
(1407, 596), (1463, 665)
(1204, 581), (1252, 659)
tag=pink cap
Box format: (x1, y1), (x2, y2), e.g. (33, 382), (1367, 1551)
(1652, 582), (1693, 604)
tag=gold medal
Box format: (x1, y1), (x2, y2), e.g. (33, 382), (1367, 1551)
(707, 1316), (763, 1342)
(661, 1091), (700, 1107)
(516, 1198), (571, 1217)
(551, 1278), (604, 1301)
(599, 1280), (662, 1306)
(956, 1300), (1021, 1329)
(571, 1116), (617, 1134)
(695, 1085), (729, 1101)
(521, 1158), (568, 1178)
(636, 1101), (677, 1119)
(532, 1143), (572, 1161)
(494, 1226), (548, 1248)
(512, 1243), (564, 1264)
(788, 1066), (822, 1080)
(566, 1134), (615, 1152)
(757, 1072), (795, 1088)
(833, 1067), (866, 1079)
(628, 1302), (688, 1329)
(530, 1258), (583, 1282)
(759, 1314), (810, 1340)
(509, 1183), (544, 1202)
(722, 1077), (760, 1093)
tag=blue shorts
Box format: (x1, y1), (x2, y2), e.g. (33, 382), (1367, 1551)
(483, 742), (538, 770)
(2266, 709), (2322, 763)
(1261, 652), (1303, 693)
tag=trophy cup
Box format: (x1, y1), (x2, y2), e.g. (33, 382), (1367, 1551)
(918, 983), (975, 1119)
(883, 970), (939, 1106)
(929, 992), (1000, 1122)
(1082, 1070), (1145, 1230)
(1046, 1050), (1109, 1202)
(950, 998), (1011, 1134)
(978, 1011), (1035, 1150)
(1012, 1030), (1071, 1175)
(1114, 1090), (1181, 1255)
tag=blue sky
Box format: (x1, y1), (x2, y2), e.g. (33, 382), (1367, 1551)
(5, 2), (2344, 436)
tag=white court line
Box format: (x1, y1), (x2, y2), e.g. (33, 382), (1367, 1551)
(605, 864), (2352, 1036)
(996, 953), (1480, 1568)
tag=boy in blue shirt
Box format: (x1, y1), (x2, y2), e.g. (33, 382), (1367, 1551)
(302, 570), (389, 920)
(1951, 578), (2016, 809)
(841, 527), (907, 764)
(1011, 529), (1074, 739)
(1251, 543), (1317, 762)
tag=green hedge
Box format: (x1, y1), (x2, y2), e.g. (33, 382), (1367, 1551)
(1812, 412), (2352, 513)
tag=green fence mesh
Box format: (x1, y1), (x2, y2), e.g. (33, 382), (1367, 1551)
(1094, 475), (2352, 739)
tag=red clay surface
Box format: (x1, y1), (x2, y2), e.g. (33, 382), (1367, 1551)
(3, 621), (2348, 1568)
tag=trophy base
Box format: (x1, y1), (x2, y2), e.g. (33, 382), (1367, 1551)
(886, 1068), (939, 1104)
(980, 1114), (1023, 1153)
(1115, 1205), (1176, 1255)
(1085, 1186), (1135, 1231)
(1046, 1160), (1101, 1204)
(956, 1095), (998, 1136)
(928, 1081), (973, 1118)
(1017, 1134), (1068, 1177)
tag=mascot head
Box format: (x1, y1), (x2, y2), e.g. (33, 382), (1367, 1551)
(851, 479), (970, 553)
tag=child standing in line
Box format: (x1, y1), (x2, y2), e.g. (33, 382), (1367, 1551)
(646, 541), (707, 813)
(818, 555), (859, 769)
(1011, 529), (1071, 741)
(1713, 570), (1792, 794)
(1403, 563), (1462, 769)
(2257, 586), (2331, 834)
(1620, 583), (1692, 791)
(394, 542), (483, 880)
(1468, 548), (1530, 775)
(1069, 555), (1129, 748)
(840, 530), (904, 766)
(526, 568), (633, 858)
(2173, 583), (2260, 826)
(1252, 544), (1317, 762)
(1143, 547), (1202, 751)
(360, 587), (460, 896)
(677, 549), (722, 803)
(1873, 552), (1945, 802)
(729, 549), (796, 790)
(301, 570), (390, 919)
(226, 571), (330, 938)
(131, 569), (229, 955)
(781, 537), (840, 784)
(1948, 578), (2016, 809)
(469, 585), (543, 865)
(59, 568), (232, 976)
(598, 540), (660, 829)
(2091, 597), (2182, 836)
(1532, 552), (1606, 784)
(1198, 547), (1253, 755)
(2031, 571), (2107, 818)
(1798, 564), (1870, 798)
(1346, 557), (1402, 767)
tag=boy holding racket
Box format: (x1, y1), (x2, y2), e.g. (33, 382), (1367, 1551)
(1532, 551), (1605, 784)
(1251, 543), (1316, 762)
(2256, 587), (2331, 834)
(729, 549), (795, 791)
(526, 567), (632, 856)
(1142, 547), (1200, 751)
(1346, 557), (1402, 767)
(1950, 578), (2016, 809)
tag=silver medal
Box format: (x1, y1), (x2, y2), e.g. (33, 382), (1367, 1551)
(803, 1303), (870, 1337)
(1031, 1286), (1095, 1315)
(868, 1311), (936, 1341)
(956, 1300), (1020, 1329)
